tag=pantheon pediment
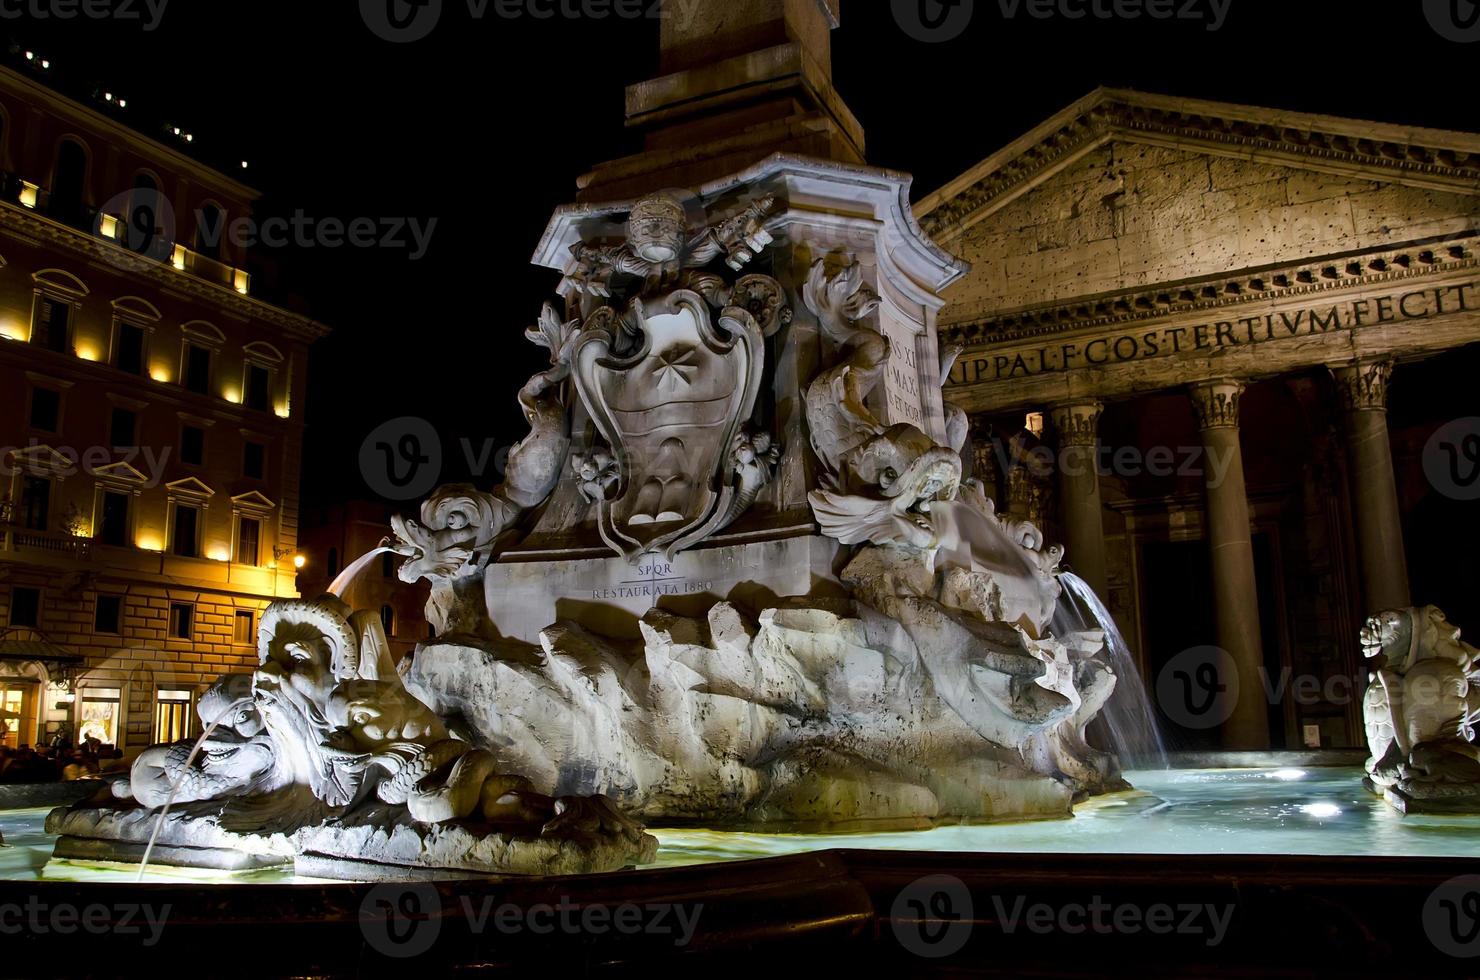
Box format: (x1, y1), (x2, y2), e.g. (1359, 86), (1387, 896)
(920, 88), (1480, 412)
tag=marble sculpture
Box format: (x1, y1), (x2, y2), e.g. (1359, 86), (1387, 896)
(52, 159), (1133, 877)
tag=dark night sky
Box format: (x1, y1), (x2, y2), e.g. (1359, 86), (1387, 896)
(8, 1), (1477, 510)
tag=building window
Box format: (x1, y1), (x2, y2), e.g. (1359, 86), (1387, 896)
(236, 516), (261, 566)
(180, 425), (205, 466)
(113, 321), (147, 375)
(29, 387), (61, 432)
(32, 296), (72, 353)
(245, 363), (271, 412)
(196, 205), (226, 262)
(94, 594), (123, 634)
(380, 604), (395, 636)
(243, 442), (266, 480)
(183, 343), (212, 394)
(18, 476), (50, 531)
(128, 173), (165, 257)
(51, 139), (89, 223)
(8, 587), (40, 628)
(171, 504), (200, 558)
(153, 690), (193, 743)
(98, 490), (130, 547)
(233, 610), (255, 645)
(169, 602), (194, 640)
(109, 407), (137, 449)
(77, 688), (121, 747)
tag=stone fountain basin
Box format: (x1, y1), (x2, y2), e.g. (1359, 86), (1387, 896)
(0, 769), (1477, 975)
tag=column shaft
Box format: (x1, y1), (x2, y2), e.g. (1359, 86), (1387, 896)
(1192, 381), (1270, 750)
(1336, 361), (1410, 615)
(1052, 402), (1108, 598)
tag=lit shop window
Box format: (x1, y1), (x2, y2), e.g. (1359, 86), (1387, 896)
(77, 688), (122, 746)
(153, 690), (193, 744)
(0, 687), (26, 748)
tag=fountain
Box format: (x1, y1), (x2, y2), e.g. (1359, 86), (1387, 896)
(42, 157), (1148, 876)
(1056, 572), (1170, 770)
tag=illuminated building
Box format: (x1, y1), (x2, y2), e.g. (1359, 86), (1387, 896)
(0, 63), (329, 753)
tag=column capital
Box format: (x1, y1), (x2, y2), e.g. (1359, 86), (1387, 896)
(1051, 401), (1104, 448)
(1333, 359), (1394, 412)
(1190, 380), (1245, 431)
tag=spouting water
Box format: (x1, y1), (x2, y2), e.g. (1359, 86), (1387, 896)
(328, 546), (394, 597)
(1055, 572), (1170, 769)
(136, 697), (254, 880)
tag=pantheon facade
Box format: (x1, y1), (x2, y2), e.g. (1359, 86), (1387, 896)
(921, 89), (1480, 752)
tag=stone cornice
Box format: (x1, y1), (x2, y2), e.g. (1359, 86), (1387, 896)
(0, 201), (331, 343)
(0, 66), (260, 203)
(940, 235), (1477, 349)
(917, 88), (1480, 244)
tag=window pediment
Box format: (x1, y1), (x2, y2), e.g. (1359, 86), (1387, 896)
(33, 269), (89, 297)
(165, 477), (215, 500)
(6, 445), (71, 474)
(92, 461), (150, 485)
(230, 491), (276, 512)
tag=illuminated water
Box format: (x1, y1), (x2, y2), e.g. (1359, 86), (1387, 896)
(4, 768), (1479, 884)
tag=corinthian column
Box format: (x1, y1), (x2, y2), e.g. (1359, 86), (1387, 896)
(1334, 359), (1410, 615)
(1051, 401), (1108, 598)
(1191, 380), (1270, 750)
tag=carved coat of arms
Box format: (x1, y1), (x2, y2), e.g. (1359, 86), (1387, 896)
(573, 289), (764, 561)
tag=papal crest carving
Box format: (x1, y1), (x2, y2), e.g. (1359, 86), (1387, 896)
(572, 289), (765, 562)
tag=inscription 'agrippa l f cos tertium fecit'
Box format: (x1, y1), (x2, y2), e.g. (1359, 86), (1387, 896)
(948, 281), (1479, 385)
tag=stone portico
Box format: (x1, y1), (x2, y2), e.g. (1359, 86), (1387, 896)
(920, 88), (1480, 751)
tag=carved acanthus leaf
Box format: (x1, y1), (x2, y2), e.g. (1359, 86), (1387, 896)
(526, 303), (582, 368)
